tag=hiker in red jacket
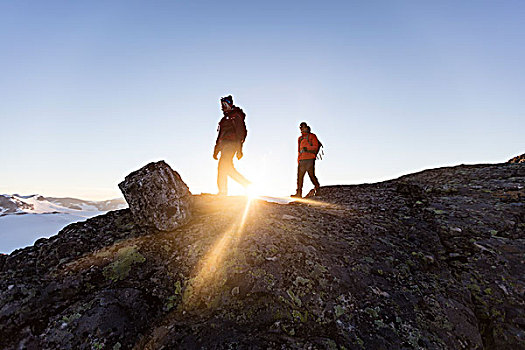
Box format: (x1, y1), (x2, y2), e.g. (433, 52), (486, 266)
(213, 95), (251, 195)
(291, 122), (321, 198)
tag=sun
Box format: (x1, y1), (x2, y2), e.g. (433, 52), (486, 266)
(245, 183), (262, 200)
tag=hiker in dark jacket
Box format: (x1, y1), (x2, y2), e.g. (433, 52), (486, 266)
(291, 122), (321, 198)
(213, 95), (251, 195)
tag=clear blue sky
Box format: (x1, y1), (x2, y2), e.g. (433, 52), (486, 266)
(1, 0), (523, 199)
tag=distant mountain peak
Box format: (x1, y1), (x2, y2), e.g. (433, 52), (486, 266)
(0, 194), (126, 217)
(12, 194), (39, 199)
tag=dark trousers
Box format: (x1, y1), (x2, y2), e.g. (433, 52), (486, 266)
(218, 142), (250, 195)
(297, 159), (320, 192)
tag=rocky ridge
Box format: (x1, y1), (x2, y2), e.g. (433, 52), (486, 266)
(0, 162), (523, 349)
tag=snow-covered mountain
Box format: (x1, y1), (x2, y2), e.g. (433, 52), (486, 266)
(0, 194), (126, 216)
(0, 194), (127, 254)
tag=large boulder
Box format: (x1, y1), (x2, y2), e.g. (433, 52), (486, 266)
(118, 161), (192, 231)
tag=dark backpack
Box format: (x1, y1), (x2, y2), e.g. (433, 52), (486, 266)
(233, 108), (247, 143)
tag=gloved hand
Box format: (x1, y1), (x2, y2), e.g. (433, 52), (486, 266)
(236, 150), (243, 160)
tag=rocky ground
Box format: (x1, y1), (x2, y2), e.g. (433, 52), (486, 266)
(0, 162), (523, 349)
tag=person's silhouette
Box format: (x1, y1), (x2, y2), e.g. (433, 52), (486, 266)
(291, 122), (321, 198)
(213, 95), (251, 195)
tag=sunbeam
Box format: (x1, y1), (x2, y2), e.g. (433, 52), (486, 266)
(183, 196), (255, 309)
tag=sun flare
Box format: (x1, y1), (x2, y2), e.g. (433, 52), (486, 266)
(245, 183), (263, 200)
(183, 196), (256, 309)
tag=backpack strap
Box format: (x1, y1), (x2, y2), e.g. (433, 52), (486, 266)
(299, 133), (313, 146)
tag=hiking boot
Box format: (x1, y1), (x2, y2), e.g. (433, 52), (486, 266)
(290, 190), (302, 198)
(305, 186), (321, 198)
(305, 189), (316, 198)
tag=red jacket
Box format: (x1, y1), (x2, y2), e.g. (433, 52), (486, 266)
(298, 132), (319, 161)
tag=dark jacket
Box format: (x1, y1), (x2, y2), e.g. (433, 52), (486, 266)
(215, 106), (247, 153)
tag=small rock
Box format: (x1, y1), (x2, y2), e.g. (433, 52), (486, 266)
(282, 214), (299, 220)
(423, 254), (435, 264)
(497, 282), (509, 295)
(473, 242), (495, 254)
(231, 286), (240, 296)
(370, 286), (390, 298)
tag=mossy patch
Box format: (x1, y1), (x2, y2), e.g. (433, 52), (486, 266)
(287, 289), (302, 307)
(103, 245), (146, 282)
(334, 305), (345, 318)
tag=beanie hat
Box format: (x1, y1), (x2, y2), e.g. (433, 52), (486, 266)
(221, 95), (233, 105)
